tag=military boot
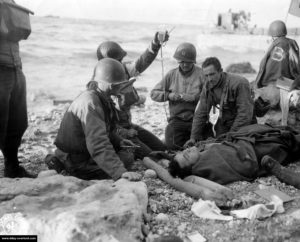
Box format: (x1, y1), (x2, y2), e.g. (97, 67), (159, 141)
(3, 147), (36, 178)
(44, 154), (66, 173)
(261, 155), (300, 189)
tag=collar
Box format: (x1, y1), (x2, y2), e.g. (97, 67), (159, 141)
(207, 72), (226, 90)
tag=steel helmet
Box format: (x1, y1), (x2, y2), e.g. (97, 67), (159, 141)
(268, 20), (287, 37)
(173, 42), (197, 63)
(96, 41), (127, 61)
(94, 58), (126, 84)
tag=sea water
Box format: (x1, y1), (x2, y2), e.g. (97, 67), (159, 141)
(20, 16), (300, 111)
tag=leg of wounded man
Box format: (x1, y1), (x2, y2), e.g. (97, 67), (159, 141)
(261, 155), (300, 189)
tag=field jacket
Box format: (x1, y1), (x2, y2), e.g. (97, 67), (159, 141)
(0, 39), (21, 67)
(55, 90), (126, 180)
(256, 37), (300, 88)
(191, 72), (254, 140)
(0, 0), (22, 67)
(150, 65), (205, 122)
(191, 124), (300, 185)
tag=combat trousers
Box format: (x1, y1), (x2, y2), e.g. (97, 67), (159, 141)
(0, 65), (28, 172)
(130, 124), (166, 159)
(57, 149), (134, 181)
(165, 118), (192, 150)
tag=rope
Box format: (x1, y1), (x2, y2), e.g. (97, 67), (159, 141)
(159, 26), (175, 121)
(160, 44), (169, 120)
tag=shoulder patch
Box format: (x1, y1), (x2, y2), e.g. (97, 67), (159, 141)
(271, 46), (285, 61)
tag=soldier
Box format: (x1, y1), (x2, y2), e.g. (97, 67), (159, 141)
(255, 20), (300, 88)
(184, 57), (255, 148)
(0, 0), (34, 177)
(168, 124), (300, 186)
(96, 32), (169, 158)
(52, 58), (141, 181)
(151, 43), (205, 150)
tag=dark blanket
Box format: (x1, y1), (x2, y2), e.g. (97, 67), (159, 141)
(192, 124), (300, 185)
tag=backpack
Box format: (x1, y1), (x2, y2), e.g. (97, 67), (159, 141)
(0, 1), (34, 41)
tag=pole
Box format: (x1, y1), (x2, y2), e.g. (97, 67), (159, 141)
(285, 0), (293, 23)
(159, 27), (176, 121)
(160, 45), (169, 120)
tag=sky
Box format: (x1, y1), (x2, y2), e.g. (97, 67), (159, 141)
(16, 0), (300, 27)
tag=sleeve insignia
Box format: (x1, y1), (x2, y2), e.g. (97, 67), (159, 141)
(271, 46), (285, 61)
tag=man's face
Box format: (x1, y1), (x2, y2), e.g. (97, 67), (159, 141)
(203, 64), (221, 86)
(178, 61), (194, 73)
(174, 146), (200, 168)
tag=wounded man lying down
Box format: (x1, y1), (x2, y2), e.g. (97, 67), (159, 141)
(168, 124), (300, 186)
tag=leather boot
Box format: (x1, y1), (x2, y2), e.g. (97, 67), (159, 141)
(3, 146), (19, 178)
(4, 159), (36, 178)
(44, 154), (65, 173)
(261, 155), (300, 189)
(3, 146), (36, 178)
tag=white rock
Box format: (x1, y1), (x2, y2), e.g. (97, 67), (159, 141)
(37, 170), (58, 178)
(290, 209), (300, 220)
(0, 175), (148, 242)
(155, 213), (169, 223)
(144, 169), (157, 179)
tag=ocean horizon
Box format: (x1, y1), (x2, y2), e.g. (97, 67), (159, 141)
(20, 16), (300, 112)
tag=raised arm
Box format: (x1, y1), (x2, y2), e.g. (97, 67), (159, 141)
(125, 32), (168, 77)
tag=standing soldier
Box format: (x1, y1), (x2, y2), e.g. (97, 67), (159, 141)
(0, 0), (34, 177)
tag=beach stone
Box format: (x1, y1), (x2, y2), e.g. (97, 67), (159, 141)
(144, 169), (157, 179)
(0, 175), (148, 242)
(155, 213), (169, 223)
(290, 209), (300, 220)
(225, 62), (256, 74)
(37, 170), (58, 178)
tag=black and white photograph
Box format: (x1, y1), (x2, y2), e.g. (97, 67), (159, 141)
(0, 0), (300, 241)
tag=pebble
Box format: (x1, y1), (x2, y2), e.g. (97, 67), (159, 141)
(34, 129), (42, 136)
(212, 230), (220, 237)
(37, 170), (58, 178)
(143, 213), (151, 223)
(155, 188), (164, 194)
(141, 224), (150, 236)
(144, 169), (157, 179)
(155, 213), (169, 223)
(290, 209), (300, 220)
(177, 223), (187, 232)
(258, 184), (270, 190)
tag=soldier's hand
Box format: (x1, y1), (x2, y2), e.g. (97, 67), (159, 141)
(181, 94), (195, 102)
(121, 172), (142, 181)
(127, 128), (138, 138)
(183, 138), (196, 149)
(168, 93), (181, 101)
(120, 139), (136, 147)
(154, 31), (169, 45)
